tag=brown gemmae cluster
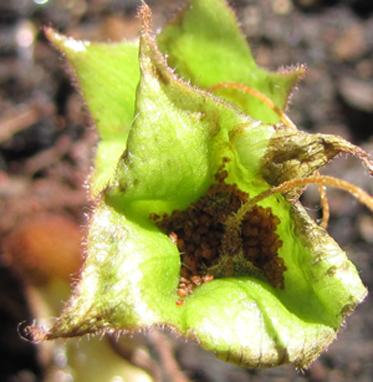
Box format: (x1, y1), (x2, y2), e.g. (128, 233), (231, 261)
(151, 158), (286, 301)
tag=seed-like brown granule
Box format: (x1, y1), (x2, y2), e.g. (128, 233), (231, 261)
(150, 159), (286, 299)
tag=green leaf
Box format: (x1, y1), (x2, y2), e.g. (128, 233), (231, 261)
(45, 29), (140, 195)
(30, 4), (369, 370)
(157, 0), (305, 122)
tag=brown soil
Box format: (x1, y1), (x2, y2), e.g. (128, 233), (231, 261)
(1, 0), (372, 381)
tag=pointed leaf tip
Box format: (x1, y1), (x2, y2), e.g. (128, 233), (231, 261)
(157, 0), (306, 122)
(44, 26), (141, 196)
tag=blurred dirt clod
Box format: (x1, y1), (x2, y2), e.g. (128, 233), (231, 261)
(338, 76), (373, 112)
(3, 215), (83, 284)
(332, 24), (366, 62)
(0, 101), (55, 144)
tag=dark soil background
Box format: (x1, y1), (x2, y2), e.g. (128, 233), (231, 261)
(1, 0), (373, 381)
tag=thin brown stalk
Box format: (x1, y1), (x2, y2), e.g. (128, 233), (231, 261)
(208, 82), (297, 130)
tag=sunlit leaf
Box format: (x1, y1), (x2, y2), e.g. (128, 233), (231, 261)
(28, 3), (371, 370)
(158, 0), (305, 122)
(46, 29), (140, 195)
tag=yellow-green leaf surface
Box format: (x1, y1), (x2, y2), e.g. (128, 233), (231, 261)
(45, 29), (140, 195)
(157, 0), (306, 122)
(31, 2), (369, 370)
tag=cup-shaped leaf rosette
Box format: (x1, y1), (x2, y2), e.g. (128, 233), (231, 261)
(29, 0), (372, 370)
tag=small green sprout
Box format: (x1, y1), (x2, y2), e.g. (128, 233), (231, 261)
(27, 0), (373, 370)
